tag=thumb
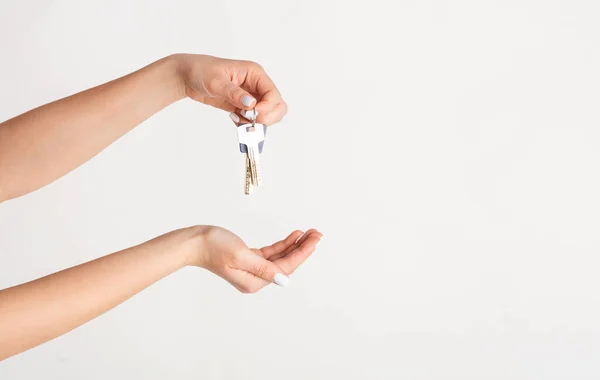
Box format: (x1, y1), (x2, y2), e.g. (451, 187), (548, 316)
(213, 80), (256, 110)
(236, 249), (290, 287)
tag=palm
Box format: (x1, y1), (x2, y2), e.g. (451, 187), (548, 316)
(249, 229), (321, 290)
(202, 227), (322, 293)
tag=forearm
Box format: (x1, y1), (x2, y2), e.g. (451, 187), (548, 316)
(0, 226), (199, 361)
(0, 55), (186, 202)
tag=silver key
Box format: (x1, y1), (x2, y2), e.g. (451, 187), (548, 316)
(237, 109), (266, 194)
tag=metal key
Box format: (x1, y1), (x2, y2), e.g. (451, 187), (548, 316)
(241, 109), (256, 190)
(244, 155), (254, 195)
(237, 108), (266, 194)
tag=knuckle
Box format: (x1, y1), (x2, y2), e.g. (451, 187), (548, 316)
(254, 264), (269, 279)
(206, 79), (220, 95)
(245, 60), (263, 71)
(228, 86), (241, 100)
(229, 251), (242, 266)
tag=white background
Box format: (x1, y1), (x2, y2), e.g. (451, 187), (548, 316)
(1, 0), (600, 379)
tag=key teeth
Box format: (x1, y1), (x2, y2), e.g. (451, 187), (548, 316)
(245, 155), (253, 195)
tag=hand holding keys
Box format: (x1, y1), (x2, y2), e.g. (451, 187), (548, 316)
(236, 108), (267, 195)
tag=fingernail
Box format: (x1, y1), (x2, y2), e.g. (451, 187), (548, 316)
(229, 112), (240, 123)
(242, 109), (258, 120)
(242, 95), (256, 107)
(274, 273), (289, 287)
(316, 236), (324, 247)
(295, 232), (305, 244)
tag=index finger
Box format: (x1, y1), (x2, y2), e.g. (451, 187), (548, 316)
(244, 67), (279, 99)
(242, 69), (283, 117)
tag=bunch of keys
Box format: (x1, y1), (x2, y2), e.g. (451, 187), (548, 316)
(236, 108), (267, 195)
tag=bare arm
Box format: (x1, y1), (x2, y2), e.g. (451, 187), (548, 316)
(0, 226), (323, 361)
(0, 56), (184, 201)
(0, 227), (193, 360)
(0, 54), (287, 203)
(0, 53), (301, 361)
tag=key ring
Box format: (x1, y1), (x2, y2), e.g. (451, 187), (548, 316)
(251, 107), (256, 128)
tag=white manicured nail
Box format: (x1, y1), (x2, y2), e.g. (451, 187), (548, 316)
(242, 95), (256, 107)
(229, 112), (240, 123)
(295, 232), (305, 244)
(241, 109), (258, 120)
(274, 273), (289, 287)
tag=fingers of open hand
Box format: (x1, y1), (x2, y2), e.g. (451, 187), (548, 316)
(268, 229), (320, 262)
(273, 230), (323, 274)
(260, 230), (304, 259)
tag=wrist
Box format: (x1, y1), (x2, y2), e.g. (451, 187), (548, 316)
(160, 54), (188, 102)
(178, 225), (209, 268)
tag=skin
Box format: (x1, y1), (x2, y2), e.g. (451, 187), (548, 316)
(0, 54), (319, 361)
(0, 54), (287, 201)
